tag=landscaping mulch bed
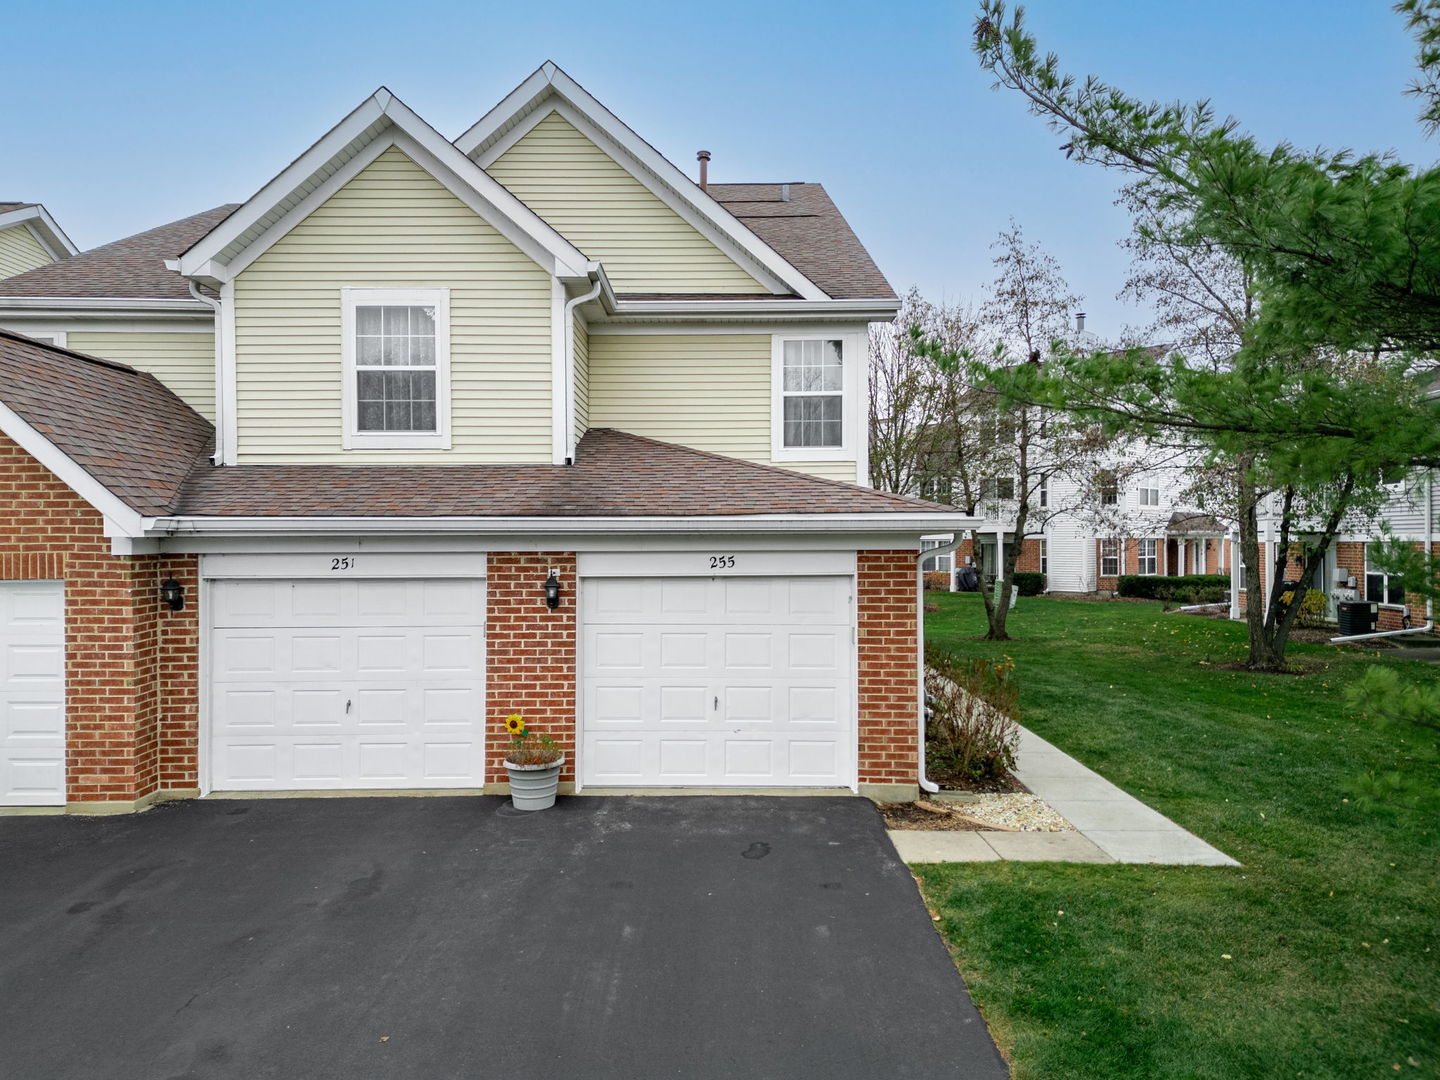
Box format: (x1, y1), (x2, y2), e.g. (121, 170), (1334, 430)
(880, 801), (990, 831)
(926, 764), (1024, 793)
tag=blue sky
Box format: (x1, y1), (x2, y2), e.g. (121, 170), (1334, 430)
(2, 0), (1430, 335)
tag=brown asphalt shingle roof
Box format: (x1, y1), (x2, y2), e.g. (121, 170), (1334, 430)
(0, 205), (238, 300)
(0, 203), (36, 214)
(0, 331), (952, 521)
(0, 330), (213, 515)
(707, 183), (896, 301)
(177, 429), (952, 518)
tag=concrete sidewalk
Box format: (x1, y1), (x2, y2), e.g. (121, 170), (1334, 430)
(890, 726), (1240, 867)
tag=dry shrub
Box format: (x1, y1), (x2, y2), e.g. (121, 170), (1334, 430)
(924, 646), (1019, 782)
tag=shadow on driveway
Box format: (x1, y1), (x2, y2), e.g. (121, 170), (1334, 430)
(0, 796), (1008, 1079)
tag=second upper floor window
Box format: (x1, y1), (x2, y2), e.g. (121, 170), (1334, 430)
(1139, 484), (1161, 507)
(343, 288), (451, 450)
(781, 339), (843, 448)
(1096, 470), (1119, 506)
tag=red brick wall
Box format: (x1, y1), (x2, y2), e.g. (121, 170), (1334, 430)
(857, 550), (919, 786)
(0, 433), (199, 805)
(485, 552), (577, 785)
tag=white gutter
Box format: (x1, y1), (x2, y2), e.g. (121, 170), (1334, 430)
(0, 296), (209, 313)
(606, 297), (901, 320)
(146, 512), (981, 538)
(1330, 620), (1433, 644)
(916, 535), (966, 795)
(562, 279), (603, 462)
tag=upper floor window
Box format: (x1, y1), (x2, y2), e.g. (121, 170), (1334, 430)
(982, 477), (1016, 502)
(1139, 484), (1161, 507)
(773, 334), (858, 461)
(342, 288), (451, 450)
(1096, 470), (1119, 506)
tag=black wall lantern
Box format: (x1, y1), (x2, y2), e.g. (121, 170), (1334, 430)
(543, 570), (561, 610)
(160, 579), (185, 611)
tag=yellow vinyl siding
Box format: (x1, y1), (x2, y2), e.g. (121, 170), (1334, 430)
(488, 113), (765, 295)
(67, 332), (216, 420)
(573, 313), (589, 446)
(232, 147), (552, 464)
(586, 334), (859, 483)
(0, 224), (53, 279)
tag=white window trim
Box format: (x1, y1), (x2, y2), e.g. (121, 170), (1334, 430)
(1139, 485), (1161, 507)
(1100, 538), (1120, 578)
(341, 287), (451, 450)
(1138, 537), (1159, 576)
(771, 331), (863, 463)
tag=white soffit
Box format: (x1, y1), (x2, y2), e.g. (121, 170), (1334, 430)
(455, 62), (829, 302)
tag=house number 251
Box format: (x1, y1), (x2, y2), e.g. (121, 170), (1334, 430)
(330, 557), (357, 571)
(709, 555), (736, 569)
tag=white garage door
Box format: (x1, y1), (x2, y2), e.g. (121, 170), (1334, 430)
(210, 579), (485, 791)
(0, 581), (65, 806)
(581, 576), (854, 788)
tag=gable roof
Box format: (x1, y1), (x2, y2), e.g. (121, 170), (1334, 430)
(0, 205), (236, 300)
(0, 329), (213, 515)
(457, 63), (836, 302)
(176, 88), (592, 286)
(707, 183), (896, 301)
(0, 202), (80, 264)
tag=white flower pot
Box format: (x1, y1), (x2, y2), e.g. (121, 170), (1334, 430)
(504, 756), (565, 811)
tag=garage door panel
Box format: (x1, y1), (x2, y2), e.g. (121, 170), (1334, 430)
(1, 581), (65, 806)
(210, 578), (484, 791)
(580, 575), (854, 789)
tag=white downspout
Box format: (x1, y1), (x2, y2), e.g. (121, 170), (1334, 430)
(562, 280), (603, 463)
(188, 280), (224, 465)
(917, 536), (964, 795)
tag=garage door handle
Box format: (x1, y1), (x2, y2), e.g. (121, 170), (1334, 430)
(714, 695), (719, 711)
(346, 699), (352, 714)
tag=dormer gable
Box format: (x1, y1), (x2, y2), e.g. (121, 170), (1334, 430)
(456, 63), (828, 300)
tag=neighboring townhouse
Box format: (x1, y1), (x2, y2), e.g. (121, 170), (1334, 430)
(0, 64), (971, 812)
(1242, 471), (1437, 631)
(0, 202), (77, 280)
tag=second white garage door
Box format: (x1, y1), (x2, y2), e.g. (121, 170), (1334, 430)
(210, 579), (485, 791)
(581, 576), (854, 788)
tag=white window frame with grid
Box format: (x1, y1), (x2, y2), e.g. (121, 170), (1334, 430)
(771, 331), (862, 462)
(341, 287), (451, 450)
(1137, 538), (1159, 575)
(1100, 538), (1120, 578)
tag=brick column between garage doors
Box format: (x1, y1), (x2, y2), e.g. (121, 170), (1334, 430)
(485, 552), (577, 788)
(856, 550), (919, 800)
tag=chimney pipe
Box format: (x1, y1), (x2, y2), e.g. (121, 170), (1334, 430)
(1075, 311), (1086, 333)
(697, 150), (711, 190)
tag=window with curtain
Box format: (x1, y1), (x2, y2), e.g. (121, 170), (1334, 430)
(1100, 538), (1120, 577)
(354, 304), (438, 433)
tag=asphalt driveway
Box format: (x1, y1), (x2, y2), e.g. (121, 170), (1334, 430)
(0, 796), (1008, 1079)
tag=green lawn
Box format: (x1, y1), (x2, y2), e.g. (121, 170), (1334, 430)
(920, 593), (1438, 1080)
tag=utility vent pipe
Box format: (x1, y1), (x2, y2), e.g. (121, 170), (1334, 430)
(781, 183), (791, 202)
(697, 150), (711, 190)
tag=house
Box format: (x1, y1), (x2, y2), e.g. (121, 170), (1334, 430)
(1240, 471), (1437, 631)
(0, 64), (971, 813)
(0, 202), (77, 281)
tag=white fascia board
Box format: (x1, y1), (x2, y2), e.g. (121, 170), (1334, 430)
(176, 93), (390, 276)
(0, 205), (79, 259)
(598, 298), (901, 325)
(146, 512), (978, 538)
(0, 400), (145, 536)
(179, 88), (591, 283)
(455, 64), (830, 301)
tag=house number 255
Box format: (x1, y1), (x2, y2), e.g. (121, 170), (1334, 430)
(709, 555), (736, 569)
